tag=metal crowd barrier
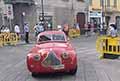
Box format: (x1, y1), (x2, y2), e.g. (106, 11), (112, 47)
(96, 36), (120, 59)
(0, 33), (18, 47)
(68, 28), (80, 38)
(0, 34), (3, 47)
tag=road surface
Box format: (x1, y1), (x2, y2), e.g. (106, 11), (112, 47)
(0, 36), (120, 81)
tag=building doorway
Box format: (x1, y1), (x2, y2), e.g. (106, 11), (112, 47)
(90, 17), (101, 24)
(76, 12), (85, 34)
(116, 16), (120, 30)
(105, 16), (111, 27)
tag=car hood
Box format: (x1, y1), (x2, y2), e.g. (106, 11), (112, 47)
(36, 42), (69, 49)
(29, 42), (76, 66)
(30, 42), (73, 54)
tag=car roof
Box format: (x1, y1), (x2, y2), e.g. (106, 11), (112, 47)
(37, 30), (67, 42)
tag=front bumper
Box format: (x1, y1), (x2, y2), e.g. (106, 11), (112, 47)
(27, 58), (77, 73)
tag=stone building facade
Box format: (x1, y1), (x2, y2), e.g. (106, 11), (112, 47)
(1, 0), (87, 32)
(0, 0), (35, 32)
(89, 0), (120, 28)
(0, 0), (4, 27)
(34, 0), (87, 30)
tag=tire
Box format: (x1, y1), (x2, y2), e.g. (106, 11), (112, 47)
(69, 65), (77, 75)
(32, 72), (38, 77)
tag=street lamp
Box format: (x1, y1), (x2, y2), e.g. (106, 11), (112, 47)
(41, 0), (45, 28)
(102, 0), (108, 27)
(22, 12), (26, 17)
(21, 12), (25, 33)
(101, 0), (104, 24)
(85, 0), (89, 23)
(35, 0), (44, 26)
(71, 0), (74, 26)
(101, 0), (106, 24)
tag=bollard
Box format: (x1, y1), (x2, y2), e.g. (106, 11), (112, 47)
(0, 32), (19, 46)
(9, 33), (18, 46)
(69, 28), (80, 38)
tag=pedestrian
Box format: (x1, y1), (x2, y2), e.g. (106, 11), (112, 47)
(34, 23), (44, 37)
(63, 24), (69, 36)
(84, 23), (88, 37)
(75, 23), (80, 35)
(107, 24), (117, 37)
(39, 23), (44, 32)
(99, 23), (103, 35)
(102, 22), (106, 35)
(14, 24), (20, 37)
(0, 25), (5, 33)
(75, 23), (80, 30)
(24, 23), (29, 43)
(88, 22), (91, 36)
(33, 23), (38, 37)
(90, 22), (95, 35)
(4, 26), (10, 33)
(94, 22), (97, 33)
(57, 25), (62, 31)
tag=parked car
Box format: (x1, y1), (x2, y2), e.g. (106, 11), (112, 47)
(26, 30), (77, 76)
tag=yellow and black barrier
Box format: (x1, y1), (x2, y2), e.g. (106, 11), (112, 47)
(0, 33), (18, 47)
(0, 34), (3, 47)
(96, 36), (120, 59)
(68, 28), (80, 38)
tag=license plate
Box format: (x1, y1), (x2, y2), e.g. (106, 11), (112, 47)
(52, 64), (64, 70)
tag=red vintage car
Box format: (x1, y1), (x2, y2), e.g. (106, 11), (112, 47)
(26, 31), (77, 76)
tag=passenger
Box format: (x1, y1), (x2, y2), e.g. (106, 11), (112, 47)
(107, 24), (117, 37)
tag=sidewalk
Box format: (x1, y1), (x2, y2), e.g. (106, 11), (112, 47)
(16, 40), (35, 46)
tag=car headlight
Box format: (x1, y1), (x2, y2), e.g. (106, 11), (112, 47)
(33, 55), (41, 61)
(61, 52), (69, 59)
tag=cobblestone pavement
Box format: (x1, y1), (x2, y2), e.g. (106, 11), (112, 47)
(0, 36), (120, 81)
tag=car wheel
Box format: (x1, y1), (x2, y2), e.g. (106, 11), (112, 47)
(32, 72), (38, 77)
(69, 65), (77, 75)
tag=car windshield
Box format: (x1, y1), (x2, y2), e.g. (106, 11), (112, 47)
(38, 34), (65, 42)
